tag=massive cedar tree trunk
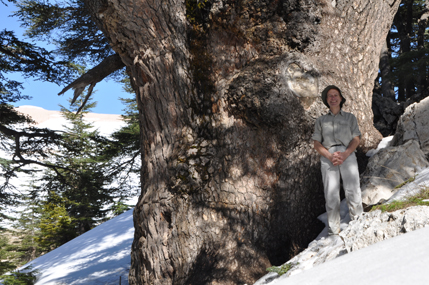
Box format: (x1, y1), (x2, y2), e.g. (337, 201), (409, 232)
(85, 0), (399, 284)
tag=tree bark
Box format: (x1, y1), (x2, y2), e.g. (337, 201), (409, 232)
(380, 40), (396, 100)
(417, 0), (429, 98)
(395, 0), (415, 102)
(85, 0), (400, 284)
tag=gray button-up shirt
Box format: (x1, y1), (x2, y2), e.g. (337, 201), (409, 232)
(311, 110), (361, 149)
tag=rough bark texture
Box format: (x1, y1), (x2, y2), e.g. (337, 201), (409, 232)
(85, 0), (400, 284)
(379, 41), (396, 101)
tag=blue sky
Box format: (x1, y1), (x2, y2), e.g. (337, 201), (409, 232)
(1, 2), (131, 115)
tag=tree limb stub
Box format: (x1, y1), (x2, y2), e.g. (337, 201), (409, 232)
(58, 53), (125, 112)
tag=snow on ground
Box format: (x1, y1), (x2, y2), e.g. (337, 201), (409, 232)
(20, 209), (135, 285)
(256, 225), (429, 285)
(365, 136), (393, 157)
(255, 168), (429, 285)
(1, 106), (137, 284)
(1, 106), (137, 285)
(22, 165), (429, 285)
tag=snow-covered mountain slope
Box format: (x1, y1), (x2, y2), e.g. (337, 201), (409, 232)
(15, 105), (125, 136)
(21, 209), (134, 285)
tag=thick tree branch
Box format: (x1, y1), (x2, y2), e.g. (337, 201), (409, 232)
(0, 124), (61, 140)
(0, 123), (64, 172)
(58, 53), (125, 112)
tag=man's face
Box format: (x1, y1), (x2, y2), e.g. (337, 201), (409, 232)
(327, 89), (341, 108)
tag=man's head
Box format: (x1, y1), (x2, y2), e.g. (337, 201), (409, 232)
(321, 85), (346, 109)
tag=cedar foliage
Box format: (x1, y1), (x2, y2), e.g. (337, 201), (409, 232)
(0, 0), (140, 274)
(37, 93), (125, 239)
(0, 0), (119, 197)
(381, 0), (429, 102)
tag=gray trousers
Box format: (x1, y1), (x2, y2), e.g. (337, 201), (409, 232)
(321, 145), (363, 235)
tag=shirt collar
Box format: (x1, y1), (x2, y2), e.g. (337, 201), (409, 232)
(328, 109), (344, 116)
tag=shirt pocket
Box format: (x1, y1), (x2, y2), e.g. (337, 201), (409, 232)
(338, 121), (352, 140)
(338, 121), (350, 128)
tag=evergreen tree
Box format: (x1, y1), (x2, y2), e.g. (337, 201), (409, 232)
(12, 0), (124, 109)
(0, 233), (17, 275)
(0, 180), (41, 275)
(0, 269), (37, 285)
(36, 197), (76, 250)
(0, 0), (123, 199)
(13, 0), (112, 64)
(0, 0), (77, 204)
(9, 90), (140, 252)
(1, 0), (139, 255)
(380, 0), (429, 102)
(37, 94), (120, 239)
(12, 187), (44, 262)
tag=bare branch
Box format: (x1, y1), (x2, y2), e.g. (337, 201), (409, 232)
(58, 53), (125, 109)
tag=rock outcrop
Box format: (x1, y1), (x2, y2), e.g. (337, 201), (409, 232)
(255, 206), (429, 284)
(387, 167), (429, 203)
(391, 96), (429, 158)
(341, 206), (429, 252)
(359, 96), (429, 206)
(360, 140), (429, 206)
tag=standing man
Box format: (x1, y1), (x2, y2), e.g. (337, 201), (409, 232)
(312, 85), (363, 235)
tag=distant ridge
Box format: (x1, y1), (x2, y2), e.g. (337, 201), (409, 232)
(14, 105), (126, 136)
(15, 105), (123, 125)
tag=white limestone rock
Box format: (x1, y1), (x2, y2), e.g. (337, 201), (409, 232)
(391, 96), (429, 157)
(254, 206), (429, 285)
(341, 206), (429, 253)
(360, 140), (429, 206)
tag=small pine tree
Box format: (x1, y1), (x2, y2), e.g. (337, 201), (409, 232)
(40, 95), (112, 234)
(0, 233), (17, 275)
(0, 180), (43, 273)
(12, 188), (45, 263)
(110, 200), (132, 216)
(36, 198), (76, 250)
(36, 91), (132, 247)
(0, 267), (38, 285)
(113, 73), (140, 159)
